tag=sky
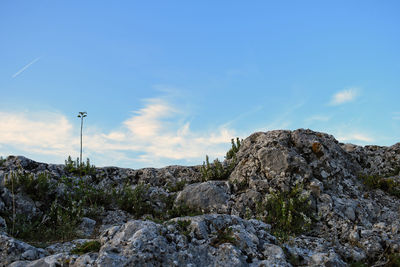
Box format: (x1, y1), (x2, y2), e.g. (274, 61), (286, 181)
(0, 1), (399, 168)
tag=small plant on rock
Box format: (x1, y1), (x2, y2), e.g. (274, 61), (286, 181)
(166, 180), (187, 192)
(64, 156), (96, 176)
(176, 220), (192, 238)
(71, 240), (101, 255)
(358, 173), (400, 198)
(201, 155), (235, 181)
(226, 137), (242, 159)
(168, 203), (203, 218)
(117, 184), (153, 217)
(258, 183), (313, 240)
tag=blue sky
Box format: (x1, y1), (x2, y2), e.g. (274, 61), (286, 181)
(0, 1), (399, 168)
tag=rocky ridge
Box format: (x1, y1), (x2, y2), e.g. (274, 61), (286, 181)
(0, 129), (399, 266)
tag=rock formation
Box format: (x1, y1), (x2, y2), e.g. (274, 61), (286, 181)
(0, 129), (399, 266)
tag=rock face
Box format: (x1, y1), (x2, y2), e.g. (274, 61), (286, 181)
(0, 129), (400, 266)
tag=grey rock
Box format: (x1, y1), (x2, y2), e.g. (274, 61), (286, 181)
(0, 216), (6, 232)
(2, 129), (400, 266)
(175, 181), (231, 213)
(76, 217), (96, 238)
(0, 232), (48, 265)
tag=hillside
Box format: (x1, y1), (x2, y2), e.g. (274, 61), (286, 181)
(1, 129), (400, 266)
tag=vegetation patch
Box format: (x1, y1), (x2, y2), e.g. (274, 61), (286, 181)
(175, 220), (191, 238)
(201, 155), (235, 181)
(71, 240), (101, 255)
(210, 226), (236, 247)
(257, 183), (313, 240)
(168, 203), (203, 219)
(2, 197), (84, 246)
(232, 178), (249, 192)
(0, 156), (5, 167)
(116, 184), (153, 217)
(358, 173), (400, 198)
(5, 171), (55, 202)
(226, 138), (242, 160)
(166, 180), (187, 192)
(65, 156), (96, 176)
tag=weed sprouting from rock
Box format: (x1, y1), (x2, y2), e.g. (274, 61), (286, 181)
(71, 240), (101, 255)
(65, 156), (96, 176)
(201, 155), (235, 181)
(358, 173), (400, 198)
(226, 138), (242, 160)
(257, 183), (314, 240)
(116, 184), (153, 217)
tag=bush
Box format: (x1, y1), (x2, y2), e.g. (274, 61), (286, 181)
(65, 156), (96, 176)
(0, 156), (5, 167)
(3, 197), (84, 245)
(167, 203), (203, 218)
(116, 184), (153, 217)
(166, 180), (186, 192)
(226, 138), (242, 159)
(201, 155), (235, 181)
(4, 171), (55, 202)
(257, 184), (313, 240)
(359, 174), (400, 198)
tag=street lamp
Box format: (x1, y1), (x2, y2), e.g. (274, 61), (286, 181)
(77, 111), (87, 168)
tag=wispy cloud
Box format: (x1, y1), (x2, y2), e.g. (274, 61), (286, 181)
(304, 115), (331, 124)
(12, 57), (40, 78)
(0, 97), (238, 168)
(330, 88), (359, 105)
(336, 133), (374, 143)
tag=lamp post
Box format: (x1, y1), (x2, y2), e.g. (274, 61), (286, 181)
(77, 112), (87, 169)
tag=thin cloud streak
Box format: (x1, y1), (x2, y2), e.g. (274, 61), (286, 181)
(12, 57), (41, 78)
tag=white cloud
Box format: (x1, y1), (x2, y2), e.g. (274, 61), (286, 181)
(330, 88), (359, 105)
(0, 111), (76, 156)
(336, 133), (374, 143)
(0, 98), (238, 167)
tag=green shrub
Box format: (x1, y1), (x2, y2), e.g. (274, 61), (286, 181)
(3, 197), (84, 245)
(65, 156), (96, 176)
(226, 138), (242, 159)
(387, 253), (400, 266)
(0, 156), (5, 167)
(166, 180), (187, 192)
(232, 178), (249, 192)
(257, 184), (313, 240)
(71, 240), (101, 255)
(117, 184), (153, 217)
(359, 174), (400, 198)
(168, 203), (203, 218)
(5, 171), (54, 202)
(176, 220), (191, 238)
(201, 155), (235, 181)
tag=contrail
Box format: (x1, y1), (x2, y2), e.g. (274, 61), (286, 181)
(12, 57), (40, 78)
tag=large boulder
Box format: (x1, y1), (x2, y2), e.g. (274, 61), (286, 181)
(175, 181), (231, 213)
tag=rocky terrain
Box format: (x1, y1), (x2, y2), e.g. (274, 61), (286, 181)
(0, 129), (400, 266)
